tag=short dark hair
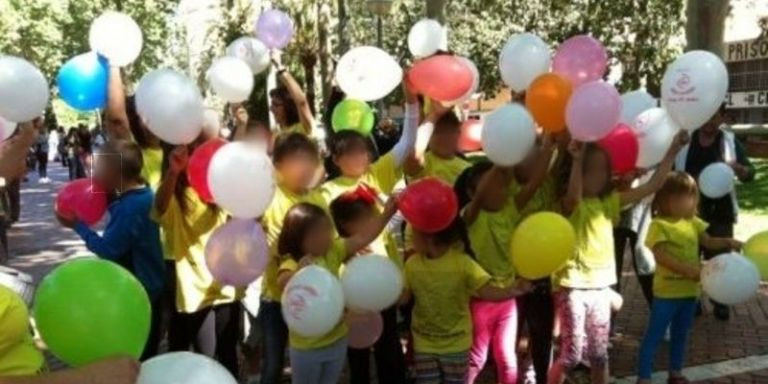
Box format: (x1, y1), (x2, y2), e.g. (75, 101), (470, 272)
(273, 132), (320, 164)
(434, 111), (461, 135)
(100, 139), (144, 182)
(428, 217), (474, 258)
(454, 161), (493, 209)
(329, 130), (372, 158)
(329, 194), (376, 237)
(270, 86), (300, 126)
(278, 203), (331, 261)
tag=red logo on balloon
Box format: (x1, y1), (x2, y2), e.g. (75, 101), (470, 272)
(671, 73), (695, 96)
(284, 285), (318, 320)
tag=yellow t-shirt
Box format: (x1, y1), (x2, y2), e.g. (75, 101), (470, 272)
(646, 216), (708, 299)
(279, 239), (348, 350)
(261, 185), (325, 301)
(140, 147), (163, 190)
(404, 247), (491, 354)
(320, 152), (401, 266)
(510, 176), (558, 219)
(553, 192), (621, 289)
(0, 285), (44, 376)
(152, 188), (242, 313)
(467, 204), (519, 288)
(411, 152), (470, 185)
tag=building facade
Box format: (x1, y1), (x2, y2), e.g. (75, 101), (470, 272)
(724, 34), (768, 130)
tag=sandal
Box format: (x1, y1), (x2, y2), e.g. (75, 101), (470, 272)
(667, 376), (690, 384)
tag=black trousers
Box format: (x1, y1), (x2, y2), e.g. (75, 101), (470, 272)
(614, 227), (654, 307)
(7, 179), (20, 222)
(520, 280), (555, 384)
(36, 152), (48, 179)
(703, 221), (734, 311)
(168, 301), (242, 376)
(347, 305), (406, 384)
(140, 297), (163, 361)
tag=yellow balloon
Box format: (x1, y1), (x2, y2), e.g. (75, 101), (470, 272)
(744, 230), (768, 280)
(511, 212), (575, 279)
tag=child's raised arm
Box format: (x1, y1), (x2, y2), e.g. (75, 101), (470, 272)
(154, 146), (188, 216)
(391, 79), (421, 169)
(273, 53), (314, 135)
(620, 131), (689, 206)
(514, 134), (555, 211)
(462, 166), (513, 225)
(343, 197), (399, 258)
(652, 243), (700, 281)
(561, 140), (585, 216)
(104, 67), (133, 142)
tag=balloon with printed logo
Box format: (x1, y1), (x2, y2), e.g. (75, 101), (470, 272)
(597, 124), (639, 175)
(511, 212), (575, 279)
(57, 53), (109, 111)
(499, 33), (551, 92)
(208, 142), (275, 218)
(55, 179), (108, 226)
(138, 352), (238, 384)
(89, 11), (143, 67)
(525, 73), (572, 133)
(408, 18), (447, 58)
(136, 69), (204, 145)
(332, 99), (375, 136)
(341, 254), (403, 312)
(458, 119), (482, 152)
(631, 108), (679, 168)
(347, 311), (383, 349)
(566, 81), (621, 142)
(0, 56), (49, 123)
(399, 178), (458, 233)
(744, 231), (768, 280)
(661, 51), (728, 131)
(188, 138), (227, 202)
(408, 55), (474, 102)
(336, 46), (402, 101)
(553, 35), (608, 88)
(207, 57), (254, 103)
(698, 162), (735, 199)
(34, 258), (151, 366)
(205, 219), (269, 286)
(226, 37), (270, 74)
(701, 252), (760, 305)
(254, 9), (294, 49)
(282, 265), (345, 337)
(620, 90), (657, 125)
(482, 104), (536, 166)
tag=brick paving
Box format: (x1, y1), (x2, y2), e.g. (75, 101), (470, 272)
(5, 163), (768, 383)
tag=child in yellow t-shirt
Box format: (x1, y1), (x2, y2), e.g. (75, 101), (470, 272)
(637, 172), (741, 384)
(275, 200), (397, 384)
(257, 132), (324, 383)
(406, 108), (470, 186)
(403, 218), (530, 384)
(549, 133), (688, 384)
(152, 145), (240, 375)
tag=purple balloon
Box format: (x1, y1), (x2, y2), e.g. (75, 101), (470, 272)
(255, 9), (294, 49)
(205, 218), (269, 286)
(566, 81), (621, 142)
(553, 35), (608, 88)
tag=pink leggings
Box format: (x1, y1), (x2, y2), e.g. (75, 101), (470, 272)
(467, 298), (518, 384)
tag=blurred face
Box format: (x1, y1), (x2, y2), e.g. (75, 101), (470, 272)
(515, 147), (540, 184)
(276, 152), (319, 191)
(270, 98), (287, 126)
(429, 127), (460, 159)
(93, 154), (121, 191)
(339, 209), (376, 239)
(668, 192), (697, 218)
(334, 146), (371, 179)
(701, 112), (724, 135)
(301, 218), (334, 257)
(583, 151), (610, 197)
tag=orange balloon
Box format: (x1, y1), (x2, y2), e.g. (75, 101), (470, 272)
(525, 73), (572, 133)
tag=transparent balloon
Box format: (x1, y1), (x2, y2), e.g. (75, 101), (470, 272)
(0, 56), (49, 123)
(208, 57), (254, 103)
(407, 19), (447, 58)
(89, 11), (143, 67)
(208, 142), (275, 218)
(336, 46), (402, 101)
(226, 37), (270, 74)
(135, 69), (204, 145)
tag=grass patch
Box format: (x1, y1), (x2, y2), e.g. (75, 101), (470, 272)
(735, 158), (768, 240)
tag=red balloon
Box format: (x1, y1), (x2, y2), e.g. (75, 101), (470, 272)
(458, 119), (483, 152)
(188, 138), (227, 202)
(407, 55), (474, 102)
(598, 123), (639, 175)
(55, 179), (107, 226)
(399, 177), (458, 233)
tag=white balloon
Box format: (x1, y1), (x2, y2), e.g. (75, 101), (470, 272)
(0, 115), (18, 141)
(499, 33), (551, 92)
(138, 352), (238, 384)
(481, 103), (536, 166)
(620, 90), (657, 125)
(282, 265), (344, 337)
(632, 108), (679, 168)
(202, 108), (221, 138)
(661, 51), (728, 131)
(89, 11), (143, 67)
(701, 252), (760, 305)
(698, 162), (735, 199)
(208, 142), (275, 218)
(341, 254), (403, 312)
(135, 69), (204, 145)
(447, 57), (479, 105)
(226, 37), (271, 74)
(0, 56), (49, 123)
(407, 19), (446, 58)
(208, 57), (254, 103)
(336, 46), (402, 101)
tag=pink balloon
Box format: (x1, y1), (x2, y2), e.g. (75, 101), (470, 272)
(566, 81), (621, 142)
(255, 9), (294, 49)
(553, 35), (608, 88)
(598, 123), (639, 175)
(205, 218), (269, 286)
(55, 179), (107, 226)
(346, 311), (383, 349)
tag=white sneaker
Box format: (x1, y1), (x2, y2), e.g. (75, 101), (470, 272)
(664, 327), (671, 341)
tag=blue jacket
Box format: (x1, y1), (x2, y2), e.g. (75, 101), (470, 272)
(75, 186), (165, 299)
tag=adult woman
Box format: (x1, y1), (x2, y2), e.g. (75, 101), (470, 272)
(269, 53), (314, 136)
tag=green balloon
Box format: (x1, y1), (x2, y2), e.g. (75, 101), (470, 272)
(332, 99), (375, 135)
(745, 230), (768, 280)
(33, 258), (151, 366)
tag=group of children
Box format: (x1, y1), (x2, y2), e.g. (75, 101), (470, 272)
(44, 54), (746, 384)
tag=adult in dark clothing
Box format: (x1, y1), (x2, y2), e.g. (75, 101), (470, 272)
(675, 106), (756, 320)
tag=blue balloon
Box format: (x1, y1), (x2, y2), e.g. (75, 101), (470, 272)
(57, 53), (109, 111)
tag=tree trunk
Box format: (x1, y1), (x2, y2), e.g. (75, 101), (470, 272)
(318, 2), (333, 104)
(685, 0), (730, 55)
(336, 0), (349, 55)
(426, 0), (447, 23)
(303, 58), (317, 115)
